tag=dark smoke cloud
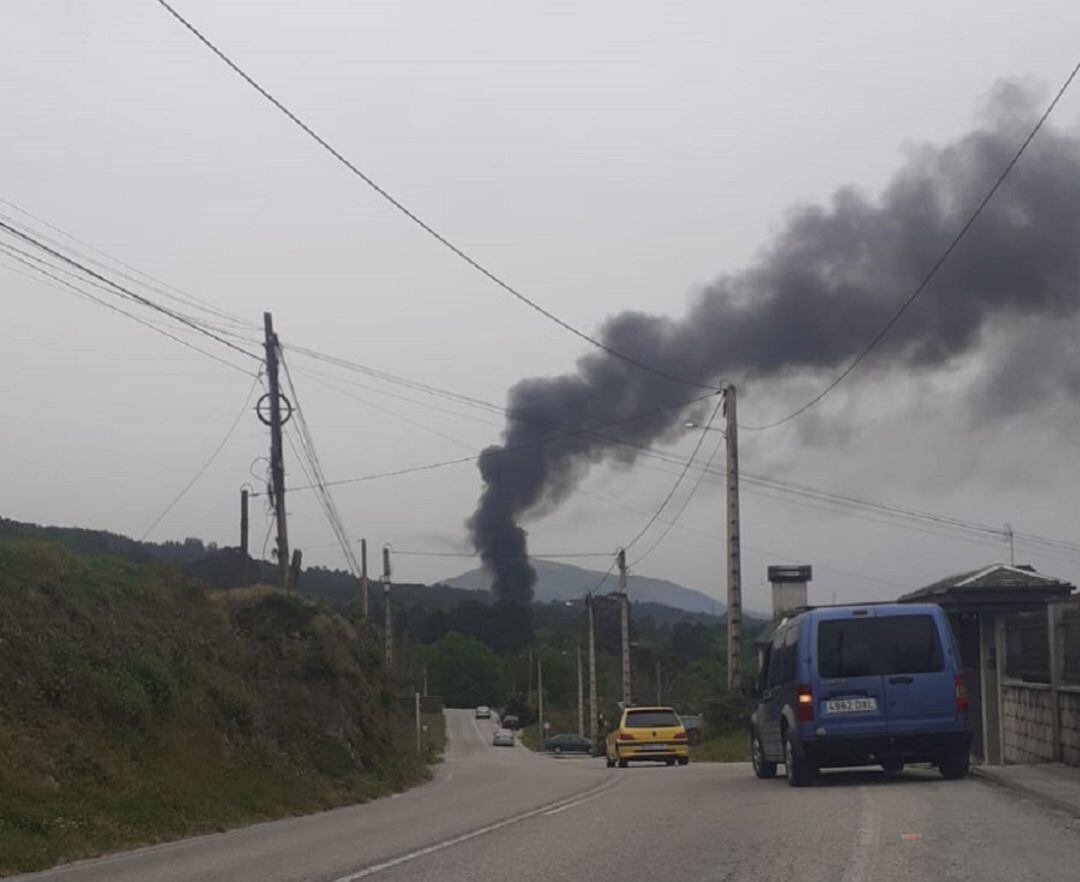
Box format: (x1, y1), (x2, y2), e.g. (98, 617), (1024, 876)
(469, 82), (1080, 602)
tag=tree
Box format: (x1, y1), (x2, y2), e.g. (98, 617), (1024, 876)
(422, 632), (507, 708)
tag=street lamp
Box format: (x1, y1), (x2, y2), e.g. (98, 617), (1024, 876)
(684, 421), (725, 436)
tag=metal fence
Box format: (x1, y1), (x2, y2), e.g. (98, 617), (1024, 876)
(1004, 610), (1051, 684)
(1061, 604), (1080, 687)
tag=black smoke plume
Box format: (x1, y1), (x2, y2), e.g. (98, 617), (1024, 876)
(468, 83), (1080, 602)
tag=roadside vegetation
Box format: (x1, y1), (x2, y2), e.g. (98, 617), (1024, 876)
(0, 540), (432, 877)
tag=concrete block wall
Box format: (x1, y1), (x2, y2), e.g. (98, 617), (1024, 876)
(1002, 683), (1056, 763)
(1061, 690), (1080, 766)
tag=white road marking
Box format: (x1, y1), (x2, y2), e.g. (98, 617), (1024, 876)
(542, 791), (604, 816)
(841, 787), (880, 882)
(329, 778), (619, 881)
(472, 716), (491, 748)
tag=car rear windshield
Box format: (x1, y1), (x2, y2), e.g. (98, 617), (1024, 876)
(818, 615), (944, 678)
(625, 710), (680, 728)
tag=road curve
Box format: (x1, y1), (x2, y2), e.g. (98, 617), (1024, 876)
(10, 710), (609, 882)
(13, 711), (1080, 881)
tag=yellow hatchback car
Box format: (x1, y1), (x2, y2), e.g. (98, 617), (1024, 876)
(605, 706), (689, 768)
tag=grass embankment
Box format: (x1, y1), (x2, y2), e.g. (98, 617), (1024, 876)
(691, 730), (751, 762)
(0, 540), (433, 876)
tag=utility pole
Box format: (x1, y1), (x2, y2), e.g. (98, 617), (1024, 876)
(723, 383), (743, 691)
(289, 549), (303, 590)
(617, 549), (631, 705)
(262, 312), (290, 590)
(537, 655), (544, 741)
(423, 665), (428, 697)
(655, 657), (662, 705)
(382, 545), (393, 665)
(576, 640), (584, 738)
(240, 488), (249, 585)
(587, 594), (598, 748)
(415, 691), (422, 754)
(359, 538), (370, 620)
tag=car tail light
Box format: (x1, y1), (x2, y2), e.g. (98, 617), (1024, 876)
(954, 675), (969, 714)
(618, 732), (636, 741)
(674, 731), (687, 741)
(795, 684), (814, 722)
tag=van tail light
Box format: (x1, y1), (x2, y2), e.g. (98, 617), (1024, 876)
(795, 684), (814, 723)
(618, 732), (636, 742)
(954, 675), (969, 714)
(674, 731), (687, 741)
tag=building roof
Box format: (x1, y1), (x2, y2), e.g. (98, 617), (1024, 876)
(900, 563), (1074, 609)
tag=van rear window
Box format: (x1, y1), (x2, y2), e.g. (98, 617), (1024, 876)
(625, 710), (680, 728)
(818, 615), (944, 678)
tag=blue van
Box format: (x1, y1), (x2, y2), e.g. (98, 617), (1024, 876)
(750, 603), (972, 786)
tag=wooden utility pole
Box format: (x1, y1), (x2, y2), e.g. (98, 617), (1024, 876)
(240, 488), (249, 585)
(724, 383), (743, 691)
(537, 656), (544, 741)
(382, 545), (393, 665)
(587, 594), (598, 747)
(617, 549), (631, 705)
(359, 538), (370, 619)
(576, 640), (584, 738)
(262, 312), (290, 590)
(289, 549), (303, 590)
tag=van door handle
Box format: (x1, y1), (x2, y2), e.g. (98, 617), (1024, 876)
(889, 676), (914, 684)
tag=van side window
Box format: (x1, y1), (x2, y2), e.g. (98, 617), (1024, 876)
(767, 631), (787, 689)
(782, 625), (799, 683)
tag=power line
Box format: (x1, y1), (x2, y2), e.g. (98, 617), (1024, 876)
(154, 0), (718, 392)
(0, 242), (257, 376)
(621, 396), (724, 553)
(141, 372), (262, 540)
(0, 219), (262, 363)
(265, 389), (720, 494)
(630, 429), (725, 567)
(741, 56), (1080, 432)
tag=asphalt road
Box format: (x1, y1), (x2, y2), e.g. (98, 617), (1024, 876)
(15, 710), (1080, 881)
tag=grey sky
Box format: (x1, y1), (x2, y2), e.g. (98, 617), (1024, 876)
(3, 0), (1079, 610)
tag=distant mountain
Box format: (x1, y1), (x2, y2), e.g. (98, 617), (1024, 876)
(442, 559), (724, 615)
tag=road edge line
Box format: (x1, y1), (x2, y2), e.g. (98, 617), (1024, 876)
(329, 775), (621, 881)
(970, 767), (1080, 819)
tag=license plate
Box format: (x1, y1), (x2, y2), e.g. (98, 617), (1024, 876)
(825, 697), (878, 714)
(637, 744), (668, 751)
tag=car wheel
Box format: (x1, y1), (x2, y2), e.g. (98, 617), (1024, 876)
(881, 757), (904, 775)
(665, 758), (675, 766)
(618, 758), (628, 769)
(553, 746), (562, 756)
(751, 730), (777, 779)
(783, 728), (816, 787)
(939, 746), (970, 780)
(677, 757), (689, 766)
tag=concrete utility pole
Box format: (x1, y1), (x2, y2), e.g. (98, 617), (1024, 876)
(617, 549), (632, 705)
(537, 656), (544, 741)
(587, 594), (598, 747)
(382, 545), (393, 665)
(262, 312), (290, 590)
(240, 488), (249, 585)
(576, 640), (584, 738)
(723, 383), (743, 691)
(359, 538), (370, 620)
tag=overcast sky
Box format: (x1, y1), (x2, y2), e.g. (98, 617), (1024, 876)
(4, 0), (1080, 611)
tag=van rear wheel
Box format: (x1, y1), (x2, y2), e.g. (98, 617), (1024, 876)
(881, 758), (904, 775)
(752, 731), (777, 779)
(783, 729), (816, 787)
(939, 746), (970, 780)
